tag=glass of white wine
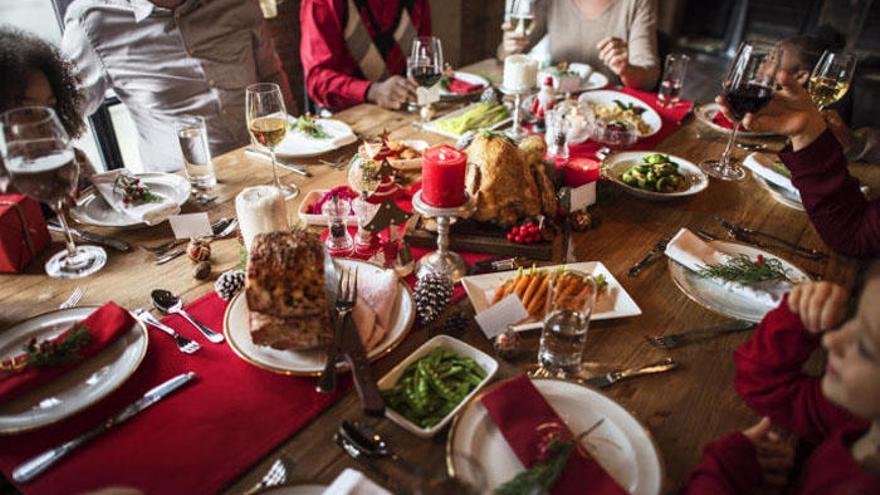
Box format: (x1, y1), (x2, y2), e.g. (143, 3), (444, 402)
(808, 51), (857, 110)
(245, 83), (298, 199)
(505, 0), (535, 37)
(1, 107), (107, 278)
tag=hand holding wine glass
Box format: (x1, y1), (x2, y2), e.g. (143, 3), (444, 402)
(246, 83), (298, 199)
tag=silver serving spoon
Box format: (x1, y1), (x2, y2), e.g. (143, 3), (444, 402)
(151, 289), (224, 343)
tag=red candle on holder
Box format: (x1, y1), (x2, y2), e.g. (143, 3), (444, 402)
(563, 157), (601, 188)
(421, 145), (467, 207)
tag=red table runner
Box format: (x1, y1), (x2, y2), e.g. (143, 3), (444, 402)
(0, 294), (345, 495)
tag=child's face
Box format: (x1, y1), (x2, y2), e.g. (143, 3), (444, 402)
(822, 272), (880, 419)
(21, 70), (56, 109)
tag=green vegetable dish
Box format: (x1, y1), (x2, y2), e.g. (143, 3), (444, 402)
(382, 349), (487, 428)
(620, 153), (688, 193)
(434, 102), (509, 136)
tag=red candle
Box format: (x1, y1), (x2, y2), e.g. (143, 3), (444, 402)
(421, 145), (467, 207)
(563, 157), (601, 188)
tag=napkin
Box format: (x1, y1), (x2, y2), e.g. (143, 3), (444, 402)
(481, 375), (627, 495)
(712, 111), (735, 129)
(0, 302), (135, 404)
(351, 268), (399, 351)
(91, 170), (180, 225)
(446, 77), (485, 95)
(664, 228), (791, 308)
(742, 153), (800, 197)
(322, 468), (392, 495)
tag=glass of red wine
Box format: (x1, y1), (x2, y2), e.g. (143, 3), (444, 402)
(700, 42), (780, 181)
(0, 107), (107, 278)
(408, 36), (444, 120)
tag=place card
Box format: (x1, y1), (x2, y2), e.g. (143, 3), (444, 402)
(416, 85), (441, 106)
(569, 181), (597, 212)
(169, 212), (213, 239)
(475, 294), (529, 339)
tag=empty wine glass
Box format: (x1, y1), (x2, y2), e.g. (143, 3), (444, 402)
(408, 36), (443, 120)
(700, 42), (780, 181)
(808, 50), (857, 110)
(1, 106), (107, 278)
(246, 83), (298, 199)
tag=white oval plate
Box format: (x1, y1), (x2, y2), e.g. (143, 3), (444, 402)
(668, 241), (810, 323)
(578, 90), (662, 138)
(70, 173), (190, 229)
(277, 117), (358, 158)
(604, 151), (709, 201)
(448, 377), (663, 495)
(224, 259), (415, 375)
(0, 306), (148, 434)
(440, 71), (490, 100)
(538, 63), (609, 93)
(694, 103), (776, 138)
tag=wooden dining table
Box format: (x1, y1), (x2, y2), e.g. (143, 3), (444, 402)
(1, 58), (877, 494)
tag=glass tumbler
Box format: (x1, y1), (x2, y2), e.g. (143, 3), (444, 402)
(538, 272), (599, 374)
(176, 116), (217, 191)
(657, 54), (689, 107)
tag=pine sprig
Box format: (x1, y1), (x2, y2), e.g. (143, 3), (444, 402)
(24, 324), (93, 369)
(495, 439), (574, 495)
(697, 254), (791, 284)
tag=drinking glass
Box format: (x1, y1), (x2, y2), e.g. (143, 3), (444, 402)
(538, 272), (598, 374)
(657, 53), (689, 107)
(245, 83), (298, 199)
(545, 106), (570, 160)
(176, 116), (216, 192)
(408, 36), (443, 120)
(808, 50), (857, 110)
(700, 42), (780, 181)
(0, 107), (107, 278)
(505, 0), (536, 37)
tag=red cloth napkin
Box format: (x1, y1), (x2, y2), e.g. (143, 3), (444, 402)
(0, 302), (134, 405)
(481, 375), (627, 495)
(446, 77), (484, 94)
(0, 293), (346, 495)
(711, 111), (735, 129)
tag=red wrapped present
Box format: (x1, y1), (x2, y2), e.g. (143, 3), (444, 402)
(0, 194), (50, 272)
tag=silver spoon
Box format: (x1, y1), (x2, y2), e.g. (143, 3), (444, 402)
(151, 289), (224, 343)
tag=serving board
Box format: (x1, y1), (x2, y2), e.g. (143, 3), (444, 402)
(404, 217), (554, 260)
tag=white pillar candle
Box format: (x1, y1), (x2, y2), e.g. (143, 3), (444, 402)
(235, 185), (288, 251)
(503, 55), (538, 92)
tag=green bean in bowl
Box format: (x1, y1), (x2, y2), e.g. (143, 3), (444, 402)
(620, 153), (688, 193)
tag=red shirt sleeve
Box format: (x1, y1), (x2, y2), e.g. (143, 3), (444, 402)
(779, 129), (880, 258)
(734, 297), (853, 443)
(682, 432), (763, 494)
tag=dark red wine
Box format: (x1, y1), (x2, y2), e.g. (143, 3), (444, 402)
(411, 66), (442, 87)
(723, 83), (773, 120)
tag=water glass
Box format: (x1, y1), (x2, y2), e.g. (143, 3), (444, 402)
(657, 54), (689, 107)
(538, 272), (598, 374)
(176, 116), (217, 191)
(545, 106), (570, 160)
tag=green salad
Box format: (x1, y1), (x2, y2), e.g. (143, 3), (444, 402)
(382, 349), (486, 428)
(620, 153), (687, 193)
(291, 114), (328, 139)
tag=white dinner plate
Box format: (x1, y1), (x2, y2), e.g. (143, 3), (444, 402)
(694, 103), (776, 138)
(0, 306), (148, 434)
(668, 241), (810, 323)
(538, 63), (609, 93)
(260, 485), (327, 495)
(440, 71), (490, 100)
(276, 117), (357, 158)
(448, 377), (663, 495)
(578, 90), (662, 138)
(461, 261), (642, 332)
(70, 173), (190, 229)
(421, 102), (512, 139)
(224, 259), (415, 375)
(603, 151), (709, 201)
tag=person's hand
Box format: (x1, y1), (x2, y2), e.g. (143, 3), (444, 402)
(787, 281), (849, 333)
(597, 37), (630, 77)
(499, 22), (530, 59)
(715, 71), (826, 151)
(823, 109), (856, 153)
(742, 417), (795, 488)
(366, 76), (417, 110)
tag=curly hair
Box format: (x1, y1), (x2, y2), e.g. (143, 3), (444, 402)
(0, 26), (85, 138)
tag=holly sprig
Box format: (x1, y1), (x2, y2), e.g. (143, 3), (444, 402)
(113, 175), (160, 206)
(1, 325), (93, 373)
(697, 254), (792, 284)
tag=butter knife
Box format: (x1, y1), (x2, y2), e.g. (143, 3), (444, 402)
(12, 372), (197, 483)
(47, 221), (130, 252)
(244, 147), (312, 177)
(583, 358), (678, 389)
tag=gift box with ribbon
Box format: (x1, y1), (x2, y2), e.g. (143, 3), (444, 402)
(0, 194), (50, 273)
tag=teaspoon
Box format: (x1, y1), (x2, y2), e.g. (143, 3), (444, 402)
(151, 289), (224, 343)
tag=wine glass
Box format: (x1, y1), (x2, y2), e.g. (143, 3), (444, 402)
(808, 50), (857, 110)
(245, 83), (298, 199)
(408, 36), (443, 120)
(505, 0), (536, 37)
(0, 107), (107, 278)
(700, 42), (780, 181)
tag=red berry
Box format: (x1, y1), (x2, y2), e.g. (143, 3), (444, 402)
(507, 233), (514, 241)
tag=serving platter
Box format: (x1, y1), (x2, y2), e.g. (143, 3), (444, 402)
(224, 258), (414, 376)
(276, 116), (357, 158)
(70, 172), (190, 229)
(604, 151), (709, 201)
(448, 377), (663, 495)
(0, 306), (148, 433)
(578, 90), (662, 138)
(421, 102), (512, 139)
(694, 103), (776, 138)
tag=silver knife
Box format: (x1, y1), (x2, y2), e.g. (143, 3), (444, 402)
(12, 372), (197, 483)
(47, 221), (130, 252)
(584, 358), (678, 389)
(244, 147), (312, 177)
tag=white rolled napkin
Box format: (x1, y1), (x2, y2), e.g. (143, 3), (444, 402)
(322, 468), (392, 495)
(91, 170), (180, 226)
(664, 228), (791, 308)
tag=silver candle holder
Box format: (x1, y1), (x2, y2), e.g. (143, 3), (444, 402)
(411, 190), (475, 281)
(499, 85), (537, 142)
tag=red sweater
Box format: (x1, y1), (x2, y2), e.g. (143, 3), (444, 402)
(300, 0), (431, 110)
(779, 129), (880, 258)
(684, 300), (880, 494)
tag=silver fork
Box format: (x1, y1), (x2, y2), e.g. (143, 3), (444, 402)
(133, 308), (201, 354)
(243, 457), (291, 495)
(318, 157), (351, 169)
(58, 287), (84, 309)
(645, 321), (755, 349)
(316, 267), (357, 393)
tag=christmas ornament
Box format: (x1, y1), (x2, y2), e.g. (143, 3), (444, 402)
(193, 261), (212, 280)
(570, 210), (595, 231)
(414, 270), (454, 324)
(214, 269), (245, 300)
(186, 238), (211, 262)
(493, 327), (523, 360)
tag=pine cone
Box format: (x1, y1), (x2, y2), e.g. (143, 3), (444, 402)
(414, 271), (454, 324)
(215, 269), (245, 301)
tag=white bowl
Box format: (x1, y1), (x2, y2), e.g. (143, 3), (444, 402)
(378, 335), (498, 438)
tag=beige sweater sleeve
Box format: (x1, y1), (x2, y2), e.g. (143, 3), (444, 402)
(626, 0), (660, 89)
